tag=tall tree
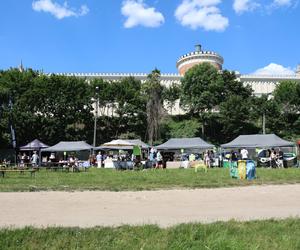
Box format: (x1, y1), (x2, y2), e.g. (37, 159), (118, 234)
(272, 80), (300, 139)
(90, 77), (147, 143)
(0, 69), (94, 146)
(273, 80), (300, 113)
(143, 69), (164, 145)
(219, 95), (258, 142)
(180, 63), (223, 137)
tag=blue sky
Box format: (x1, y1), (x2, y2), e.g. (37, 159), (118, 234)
(0, 0), (299, 75)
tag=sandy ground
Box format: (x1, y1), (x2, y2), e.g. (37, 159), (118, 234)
(0, 184), (300, 228)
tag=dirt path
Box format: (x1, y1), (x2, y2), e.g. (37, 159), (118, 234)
(0, 184), (300, 228)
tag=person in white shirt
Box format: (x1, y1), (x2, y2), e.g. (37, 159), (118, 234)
(156, 151), (163, 168)
(31, 151), (39, 167)
(240, 148), (249, 160)
(96, 152), (102, 168)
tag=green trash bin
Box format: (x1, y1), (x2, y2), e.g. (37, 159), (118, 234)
(223, 160), (230, 168)
(230, 161), (238, 178)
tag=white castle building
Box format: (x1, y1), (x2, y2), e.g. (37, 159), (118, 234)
(56, 45), (300, 114)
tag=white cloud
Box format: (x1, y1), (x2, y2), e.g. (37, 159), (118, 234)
(272, 0), (292, 7)
(121, 0), (165, 28)
(253, 63), (295, 75)
(233, 0), (260, 14)
(266, 0), (298, 13)
(175, 0), (229, 32)
(32, 0), (89, 19)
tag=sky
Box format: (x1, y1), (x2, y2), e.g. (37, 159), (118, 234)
(0, 0), (299, 75)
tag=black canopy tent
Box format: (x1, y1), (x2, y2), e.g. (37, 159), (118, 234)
(41, 141), (93, 152)
(41, 141), (93, 163)
(221, 134), (295, 149)
(156, 137), (214, 151)
(20, 139), (49, 151)
(19, 139), (49, 166)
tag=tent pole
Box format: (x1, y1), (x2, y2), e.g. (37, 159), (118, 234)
(38, 149), (41, 167)
(262, 113), (266, 134)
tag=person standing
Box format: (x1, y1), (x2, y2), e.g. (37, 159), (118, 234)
(204, 150), (211, 168)
(240, 148), (249, 160)
(270, 148), (277, 168)
(278, 148), (284, 168)
(156, 151), (163, 169)
(96, 151), (102, 168)
(31, 151), (39, 167)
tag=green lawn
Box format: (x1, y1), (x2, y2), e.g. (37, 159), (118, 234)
(0, 167), (300, 192)
(1, 219), (300, 250)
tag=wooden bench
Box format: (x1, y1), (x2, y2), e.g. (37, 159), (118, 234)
(0, 169), (37, 178)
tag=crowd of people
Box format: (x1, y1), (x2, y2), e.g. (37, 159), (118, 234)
(0, 146), (291, 170)
(91, 148), (166, 170)
(267, 148), (284, 168)
(227, 148), (249, 162)
(16, 152), (39, 167)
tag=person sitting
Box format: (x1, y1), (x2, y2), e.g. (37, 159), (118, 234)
(49, 153), (56, 162)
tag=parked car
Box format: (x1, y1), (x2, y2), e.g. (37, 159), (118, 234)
(283, 152), (298, 168)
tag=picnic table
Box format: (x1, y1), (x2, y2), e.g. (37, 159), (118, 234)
(0, 165), (37, 178)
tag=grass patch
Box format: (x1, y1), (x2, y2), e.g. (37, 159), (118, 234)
(1, 219), (300, 249)
(0, 168), (300, 192)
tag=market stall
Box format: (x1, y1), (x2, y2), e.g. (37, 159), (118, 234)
(95, 139), (149, 169)
(41, 141), (93, 170)
(156, 137), (215, 168)
(19, 139), (49, 167)
(221, 134), (297, 178)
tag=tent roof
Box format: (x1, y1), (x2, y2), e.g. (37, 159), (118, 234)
(156, 137), (214, 150)
(102, 139), (135, 147)
(20, 139), (49, 151)
(221, 134), (295, 148)
(41, 141), (92, 152)
(125, 139), (150, 149)
(96, 139), (150, 150)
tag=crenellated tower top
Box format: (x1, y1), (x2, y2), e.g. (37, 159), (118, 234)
(176, 44), (224, 76)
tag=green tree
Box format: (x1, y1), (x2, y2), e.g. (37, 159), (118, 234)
(220, 70), (252, 99)
(273, 81), (300, 113)
(164, 118), (200, 138)
(219, 95), (258, 141)
(272, 80), (300, 138)
(0, 69), (94, 146)
(163, 82), (181, 115)
(143, 69), (164, 145)
(180, 63), (253, 139)
(180, 63), (223, 137)
(112, 77), (147, 139)
(90, 77), (147, 144)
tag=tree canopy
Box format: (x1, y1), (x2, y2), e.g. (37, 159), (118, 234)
(0, 67), (299, 149)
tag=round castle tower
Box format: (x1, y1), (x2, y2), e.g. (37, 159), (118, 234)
(176, 44), (224, 76)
